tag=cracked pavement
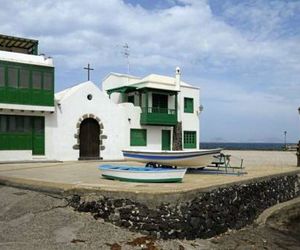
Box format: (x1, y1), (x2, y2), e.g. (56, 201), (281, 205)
(1, 185), (299, 250)
(0, 185), (211, 250)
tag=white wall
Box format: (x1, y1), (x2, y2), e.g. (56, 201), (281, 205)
(48, 82), (130, 161)
(102, 74), (140, 92)
(0, 150), (32, 161)
(180, 86), (200, 149)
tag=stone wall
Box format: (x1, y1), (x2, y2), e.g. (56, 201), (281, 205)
(69, 174), (299, 240)
(172, 122), (182, 151)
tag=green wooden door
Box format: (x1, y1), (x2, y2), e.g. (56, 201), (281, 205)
(32, 117), (45, 155)
(162, 130), (171, 150)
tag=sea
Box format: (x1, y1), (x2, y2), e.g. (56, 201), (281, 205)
(200, 142), (296, 150)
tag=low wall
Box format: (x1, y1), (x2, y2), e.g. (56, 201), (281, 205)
(69, 174), (300, 240)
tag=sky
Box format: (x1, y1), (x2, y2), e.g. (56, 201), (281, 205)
(0, 0), (300, 143)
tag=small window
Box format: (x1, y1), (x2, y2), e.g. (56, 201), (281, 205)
(0, 66), (5, 87)
(19, 69), (30, 89)
(8, 68), (18, 88)
(0, 115), (7, 132)
(15, 116), (25, 132)
(32, 71), (42, 89)
(24, 117), (31, 132)
(130, 129), (147, 146)
(8, 116), (17, 132)
(184, 131), (197, 149)
(184, 97), (194, 113)
(33, 117), (44, 134)
(43, 72), (53, 90)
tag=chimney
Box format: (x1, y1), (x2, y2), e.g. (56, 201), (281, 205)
(175, 67), (181, 122)
(175, 66), (181, 91)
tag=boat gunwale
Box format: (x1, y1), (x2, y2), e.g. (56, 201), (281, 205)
(101, 174), (183, 183)
(122, 148), (222, 156)
(98, 165), (187, 174)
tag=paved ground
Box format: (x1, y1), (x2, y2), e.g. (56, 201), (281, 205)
(0, 151), (298, 198)
(0, 186), (212, 250)
(1, 186), (299, 250)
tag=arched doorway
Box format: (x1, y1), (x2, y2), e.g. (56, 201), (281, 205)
(79, 118), (100, 160)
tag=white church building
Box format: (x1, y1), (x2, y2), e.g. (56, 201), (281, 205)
(0, 34), (200, 162)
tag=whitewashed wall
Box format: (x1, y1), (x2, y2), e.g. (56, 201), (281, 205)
(0, 150), (32, 161)
(180, 86), (200, 149)
(47, 82), (130, 161)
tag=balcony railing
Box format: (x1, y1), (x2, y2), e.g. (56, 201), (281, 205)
(140, 107), (177, 125)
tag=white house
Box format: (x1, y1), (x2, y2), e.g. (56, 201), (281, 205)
(0, 34), (201, 162)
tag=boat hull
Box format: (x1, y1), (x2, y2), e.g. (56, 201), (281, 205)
(122, 148), (222, 167)
(99, 165), (187, 183)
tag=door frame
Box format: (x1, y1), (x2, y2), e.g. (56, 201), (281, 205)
(32, 116), (45, 155)
(79, 118), (100, 160)
(161, 129), (171, 150)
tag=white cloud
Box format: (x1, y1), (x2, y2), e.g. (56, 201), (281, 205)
(0, 0), (299, 141)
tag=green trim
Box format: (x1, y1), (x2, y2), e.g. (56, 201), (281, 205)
(162, 130), (171, 150)
(140, 107), (177, 126)
(106, 86), (137, 95)
(102, 174), (182, 183)
(184, 97), (194, 113)
(0, 60), (54, 106)
(0, 114), (44, 153)
(130, 129), (147, 146)
(183, 131), (197, 149)
(139, 87), (178, 95)
(32, 116), (45, 155)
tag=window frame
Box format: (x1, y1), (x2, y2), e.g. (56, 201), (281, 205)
(130, 129), (147, 146)
(183, 130), (197, 149)
(32, 70), (42, 90)
(7, 67), (19, 88)
(19, 68), (30, 89)
(184, 97), (194, 113)
(0, 66), (5, 87)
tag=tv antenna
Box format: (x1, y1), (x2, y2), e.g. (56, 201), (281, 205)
(122, 43), (130, 75)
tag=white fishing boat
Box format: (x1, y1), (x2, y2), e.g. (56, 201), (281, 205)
(122, 148), (222, 167)
(99, 165), (187, 183)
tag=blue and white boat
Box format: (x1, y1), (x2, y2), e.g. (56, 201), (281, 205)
(122, 148), (222, 167)
(99, 165), (187, 183)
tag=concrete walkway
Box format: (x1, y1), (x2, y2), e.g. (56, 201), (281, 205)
(0, 150), (299, 198)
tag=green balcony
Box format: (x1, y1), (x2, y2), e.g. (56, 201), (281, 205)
(140, 107), (177, 126)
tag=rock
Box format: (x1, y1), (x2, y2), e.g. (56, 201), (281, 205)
(141, 223), (158, 231)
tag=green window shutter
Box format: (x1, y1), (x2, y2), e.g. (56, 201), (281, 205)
(184, 97), (194, 113)
(8, 67), (18, 88)
(43, 72), (53, 90)
(0, 66), (5, 86)
(0, 115), (38, 150)
(130, 129), (147, 146)
(32, 71), (42, 89)
(19, 69), (30, 89)
(0, 60), (54, 106)
(184, 131), (197, 148)
(0, 115), (7, 132)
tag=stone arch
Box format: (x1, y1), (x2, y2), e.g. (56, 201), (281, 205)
(73, 114), (107, 152)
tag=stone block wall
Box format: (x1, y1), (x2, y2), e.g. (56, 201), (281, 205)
(172, 122), (182, 151)
(69, 174), (299, 240)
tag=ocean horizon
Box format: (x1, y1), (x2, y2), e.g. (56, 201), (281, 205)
(200, 142), (297, 150)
